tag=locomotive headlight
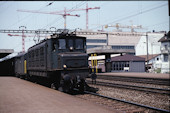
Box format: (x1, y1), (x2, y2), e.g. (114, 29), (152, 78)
(63, 64), (67, 68)
(70, 46), (73, 50)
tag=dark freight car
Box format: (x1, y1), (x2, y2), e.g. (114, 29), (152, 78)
(14, 53), (27, 78)
(0, 57), (15, 76)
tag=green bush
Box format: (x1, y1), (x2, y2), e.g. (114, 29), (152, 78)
(155, 68), (161, 73)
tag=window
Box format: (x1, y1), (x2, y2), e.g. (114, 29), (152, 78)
(164, 45), (168, 50)
(112, 46), (134, 49)
(75, 39), (83, 49)
(58, 39), (66, 49)
(52, 42), (56, 52)
(29, 52), (31, 58)
(86, 39), (107, 43)
(164, 54), (168, 62)
(112, 61), (129, 71)
(40, 47), (44, 55)
(36, 49), (39, 56)
(87, 45), (103, 49)
(32, 51), (34, 58)
(68, 39), (73, 48)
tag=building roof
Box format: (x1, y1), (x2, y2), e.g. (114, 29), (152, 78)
(158, 31), (170, 42)
(137, 54), (160, 61)
(0, 49), (14, 59)
(111, 54), (145, 62)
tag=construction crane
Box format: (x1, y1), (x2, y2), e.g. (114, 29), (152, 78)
(105, 23), (145, 32)
(67, 3), (100, 29)
(17, 7), (80, 29)
(17, 3), (100, 30)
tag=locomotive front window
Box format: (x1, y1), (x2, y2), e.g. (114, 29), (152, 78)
(75, 39), (83, 49)
(68, 39), (73, 48)
(58, 39), (66, 49)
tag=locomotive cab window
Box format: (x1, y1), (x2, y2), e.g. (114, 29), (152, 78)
(68, 39), (74, 50)
(58, 39), (66, 49)
(75, 39), (83, 49)
(52, 42), (57, 52)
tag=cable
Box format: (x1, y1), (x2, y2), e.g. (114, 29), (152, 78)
(42, 16), (63, 29)
(91, 3), (168, 30)
(68, 1), (87, 12)
(146, 21), (169, 28)
(64, 1), (87, 28)
(0, 1), (6, 7)
(42, 1), (87, 29)
(6, 2), (51, 29)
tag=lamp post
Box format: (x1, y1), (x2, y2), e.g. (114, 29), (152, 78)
(146, 32), (149, 72)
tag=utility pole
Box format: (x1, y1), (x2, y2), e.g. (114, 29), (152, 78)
(146, 32), (149, 72)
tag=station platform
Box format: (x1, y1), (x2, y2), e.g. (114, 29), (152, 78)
(0, 77), (115, 113)
(97, 72), (170, 80)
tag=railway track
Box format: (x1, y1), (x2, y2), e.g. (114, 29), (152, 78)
(97, 75), (170, 86)
(83, 90), (170, 113)
(87, 80), (170, 95)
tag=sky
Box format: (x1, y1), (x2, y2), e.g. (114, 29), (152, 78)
(0, 1), (169, 55)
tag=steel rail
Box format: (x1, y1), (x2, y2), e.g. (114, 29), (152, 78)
(84, 90), (170, 113)
(97, 75), (169, 86)
(87, 80), (170, 95)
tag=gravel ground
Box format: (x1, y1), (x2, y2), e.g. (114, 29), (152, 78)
(87, 78), (170, 89)
(75, 94), (153, 113)
(88, 84), (170, 111)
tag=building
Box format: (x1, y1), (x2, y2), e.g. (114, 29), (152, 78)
(111, 54), (145, 72)
(137, 54), (162, 73)
(158, 31), (170, 74)
(135, 32), (164, 55)
(77, 30), (165, 72)
(77, 30), (165, 56)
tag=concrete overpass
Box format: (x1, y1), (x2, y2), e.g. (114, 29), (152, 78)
(87, 45), (135, 55)
(0, 49), (14, 59)
(87, 45), (135, 72)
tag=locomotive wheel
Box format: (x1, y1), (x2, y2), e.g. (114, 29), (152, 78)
(58, 80), (72, 93)
(58, 86), (64, 92)
(79, 80), (85, 93)
(51, 83), (57, 90)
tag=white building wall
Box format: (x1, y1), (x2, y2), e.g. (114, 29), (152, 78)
(160, 41), (170, 73)
(135, 33), (163, 55)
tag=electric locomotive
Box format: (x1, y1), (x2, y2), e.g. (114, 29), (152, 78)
(26, 30), (89, 92)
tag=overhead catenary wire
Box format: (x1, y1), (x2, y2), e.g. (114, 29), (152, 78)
(6, 2), (52, 29)
(91, 3), (168, 31)
(146, 21), (169, 28)
(42, 1), (87, 29)
(63, 1), (87, 29)
(0, 1), (6, 7)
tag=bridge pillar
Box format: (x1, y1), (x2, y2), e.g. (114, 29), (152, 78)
(105, 54), (112, 72)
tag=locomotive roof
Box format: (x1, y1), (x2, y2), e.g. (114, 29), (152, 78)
(15, 52), (26, 58)
(28, 34), (86, 50)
